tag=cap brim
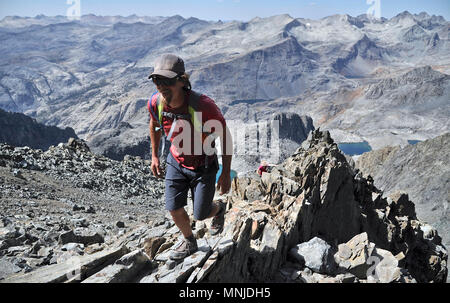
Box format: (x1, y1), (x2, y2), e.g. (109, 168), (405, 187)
(148, 69), (178, 79)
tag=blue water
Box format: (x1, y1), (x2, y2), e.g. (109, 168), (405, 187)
(337, 140), (421, 156)
(338, 141), (372, 156)
(216, 165), (237, 183)
(408, 140), (422, 145)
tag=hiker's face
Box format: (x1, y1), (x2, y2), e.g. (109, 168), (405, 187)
(154, 77), (184, 106)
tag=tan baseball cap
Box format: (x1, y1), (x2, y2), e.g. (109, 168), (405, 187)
(148, 54), (185, 79)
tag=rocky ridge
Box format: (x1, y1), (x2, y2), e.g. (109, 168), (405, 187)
(0, 138), (166, 280)
(1, 130), (446, 283)
(355, 132), (450, 272)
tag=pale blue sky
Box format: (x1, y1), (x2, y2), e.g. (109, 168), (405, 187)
(0, 0), (449, 21)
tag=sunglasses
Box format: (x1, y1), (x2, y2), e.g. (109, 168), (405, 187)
(151, 76), (178, 87)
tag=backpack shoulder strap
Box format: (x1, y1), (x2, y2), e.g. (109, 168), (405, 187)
(156, 94), (164, 126)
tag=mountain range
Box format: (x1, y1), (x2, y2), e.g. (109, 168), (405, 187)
(0, 11), (448, 170)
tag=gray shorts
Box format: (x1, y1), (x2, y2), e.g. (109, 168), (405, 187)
(164, 152), (219, 220)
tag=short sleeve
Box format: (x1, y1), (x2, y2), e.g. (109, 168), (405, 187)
(148, 93), (159, 122)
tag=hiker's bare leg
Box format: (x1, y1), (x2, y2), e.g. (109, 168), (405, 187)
(205, 202), (221, 219)
(170, 208), (193, 238)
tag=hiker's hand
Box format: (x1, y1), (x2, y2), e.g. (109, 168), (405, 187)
(216, 171), (231, 195)
(151, 156), (163, 178)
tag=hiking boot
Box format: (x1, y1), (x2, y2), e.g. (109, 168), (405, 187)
(210, 201), (226, 236)
(169, 237), (198, 261)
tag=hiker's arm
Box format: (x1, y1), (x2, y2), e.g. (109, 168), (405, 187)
(217, 125), (233, 195)
(216, 124), (232, 195)
(220, 125), (233, 174)
(149, 118), (161, 158)
(149, 117), (163, 177)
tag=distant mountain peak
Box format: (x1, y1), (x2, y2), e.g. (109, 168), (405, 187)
(284, 19), (303, 32)
(396, 10), (414, 18)
(402, 24), (427, 42)
(249, 14), (294, 24)
(320, 13), (365, 28)
(168, 14), (186, 21)
(352, 34), (383, 55)
(389, 10), (447, 28)
(390, 10), (417, 24)
(278, 13), (295, 20)
(415, 12), (430, 20)
(332, 34), (388, 75)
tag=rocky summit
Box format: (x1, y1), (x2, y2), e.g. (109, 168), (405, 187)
(1, 130), (446, 283)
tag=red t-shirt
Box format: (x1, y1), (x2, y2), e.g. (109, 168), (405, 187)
(148, 90), (226, 170)
(258, 165), (267, 176)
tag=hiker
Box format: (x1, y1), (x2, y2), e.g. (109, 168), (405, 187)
(147, 54), (233, 260)
(257, 161), (269, 176)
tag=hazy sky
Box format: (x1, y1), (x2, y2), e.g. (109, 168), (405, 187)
(1, 0), (449, 21)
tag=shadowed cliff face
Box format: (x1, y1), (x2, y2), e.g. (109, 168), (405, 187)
(0, 108), (78, 151)
(2, 130), (446, 283)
